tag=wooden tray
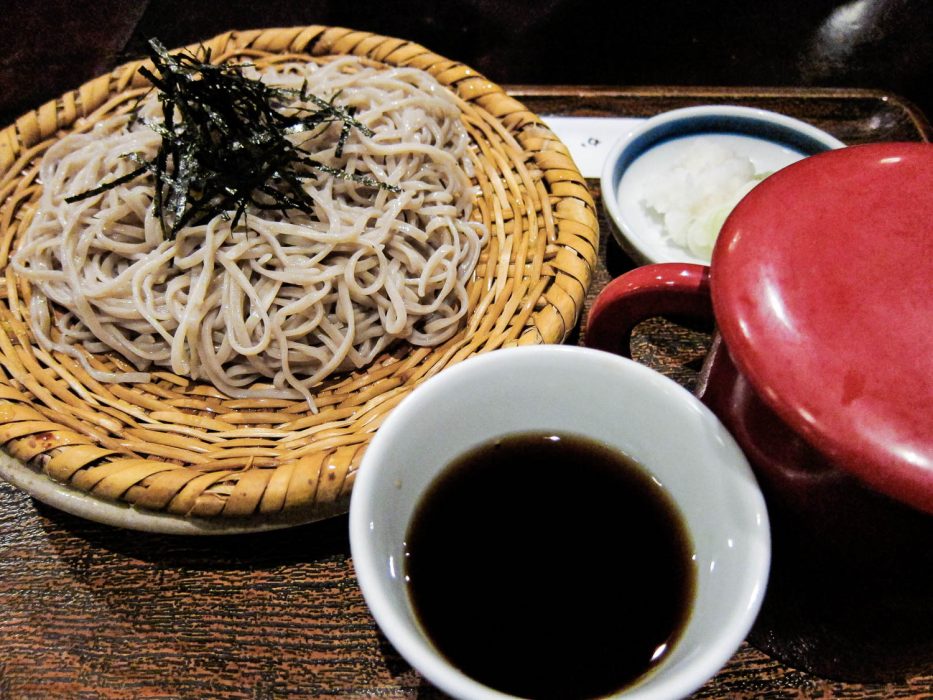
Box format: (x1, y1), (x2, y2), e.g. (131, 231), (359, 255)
(0, 85), (928, 698)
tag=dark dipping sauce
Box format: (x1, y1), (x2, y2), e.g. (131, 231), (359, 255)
(404, 431), (696, 700)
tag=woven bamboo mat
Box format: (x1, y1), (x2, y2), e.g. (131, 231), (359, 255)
(0, 26), (598, 529)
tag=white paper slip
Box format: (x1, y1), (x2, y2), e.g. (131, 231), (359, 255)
(541, 116), (644, 179)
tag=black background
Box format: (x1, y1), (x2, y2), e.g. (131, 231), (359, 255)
(1, 0), (931, 125)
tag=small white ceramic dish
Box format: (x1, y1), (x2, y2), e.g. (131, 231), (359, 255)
(601, 105), (845, 265)
(349, 345), (770, 700)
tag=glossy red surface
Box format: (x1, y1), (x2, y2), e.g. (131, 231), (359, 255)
(712, 142), (933, 513)
(585, 263), (711, 359)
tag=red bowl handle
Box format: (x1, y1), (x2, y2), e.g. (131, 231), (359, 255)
(585, 263), (714, 357)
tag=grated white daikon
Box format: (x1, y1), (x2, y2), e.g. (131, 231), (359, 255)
(640, 138), (769, 258)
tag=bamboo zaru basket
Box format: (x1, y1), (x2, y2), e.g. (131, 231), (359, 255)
(0, 26), (598, 530)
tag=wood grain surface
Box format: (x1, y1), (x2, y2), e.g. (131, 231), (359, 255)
(0, 88), (931, 699)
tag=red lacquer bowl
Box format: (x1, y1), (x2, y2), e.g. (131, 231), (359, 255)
(587, 142), (933, 523)
(713, 141), (933, 513)
(586, 141), (933, 680)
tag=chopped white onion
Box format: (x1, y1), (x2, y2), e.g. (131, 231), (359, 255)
(640, 138), (768, 258)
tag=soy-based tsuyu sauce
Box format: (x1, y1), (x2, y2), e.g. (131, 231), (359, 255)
(404, 431), (696, 700)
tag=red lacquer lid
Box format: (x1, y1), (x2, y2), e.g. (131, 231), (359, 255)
(712, 142), (933, 512)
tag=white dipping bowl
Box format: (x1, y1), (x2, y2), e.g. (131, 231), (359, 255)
(349, 345), (770, 700)
(601, 105), (845, 265)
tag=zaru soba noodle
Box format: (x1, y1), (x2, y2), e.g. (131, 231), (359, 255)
(13, 54), (486, 411)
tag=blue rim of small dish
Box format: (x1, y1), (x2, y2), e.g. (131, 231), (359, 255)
(601, 105), (846, 265)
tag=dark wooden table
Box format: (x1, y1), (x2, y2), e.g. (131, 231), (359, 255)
(1, 88), (931, 699)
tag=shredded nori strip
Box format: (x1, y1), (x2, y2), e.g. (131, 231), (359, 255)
(65, 38), (399, 239)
